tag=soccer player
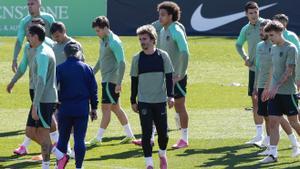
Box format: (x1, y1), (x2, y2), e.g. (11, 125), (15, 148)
(131, 24), (174, 169)
(152, 19), (186, 49)
(132, 18), (186, 147)
(27, 24), (57, 169)
(235, 1), (264, 145)
(152, 19), (185, 130)
(7, 19), (58, 160)
(53, 41), (98, 169)
(50, 21), (85, 158)
(85, 16), (135, 146)
(50, 22), (85, 65)
(254, 20), (300, 156)
(157, 1), (190, 149)
(260, 21), (300, 163)
(272, 14), (300, 95)
(12, 0), (55, 73)
(272, 14), (300, 53)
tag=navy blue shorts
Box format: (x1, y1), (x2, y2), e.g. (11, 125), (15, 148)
(257, 88), (268, 116)
(268, 94), (299, 116)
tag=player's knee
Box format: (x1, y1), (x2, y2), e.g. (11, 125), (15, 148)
(142, 132), (152, 141)
(158, 133), (169, 142)
(26, 128), (36, 140)
(111, 105), (121, 113)
(25, 131), (35, 140)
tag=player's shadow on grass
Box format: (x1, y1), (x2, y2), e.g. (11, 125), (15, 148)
(234, 161), (299, 169)
(85, 148), (144, 161)
(1, 161), (40, 169)
(182, 144), (299, 169)
(0, 157), (55, 169)
(0, 152), (41, 161)
(0, 130), (25, 137)
(86, 134), (143, 150)
(175, 144), (259, 168)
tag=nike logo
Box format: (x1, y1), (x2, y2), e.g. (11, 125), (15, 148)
(191, 3), (277, 32)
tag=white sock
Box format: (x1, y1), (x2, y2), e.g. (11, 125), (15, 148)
(288, 133), (299, 147)
(151, 126), (156, 142)
(256, 124), (263, 138)
(21, 136), (31, 148)
(181, 128), (188, 142)
(265, 136), (270, 146)
(145, 157), (153, 167)
(96, 128), (105, 141)
(67, 141), (72, 153)
(158, 149), (166, 157)
(269, 145), (278, 158)
(50, 131), (59, 143)
(123, 124), (134, 138)
(42, 161), (50, 169)
(52, 147), (64, 160)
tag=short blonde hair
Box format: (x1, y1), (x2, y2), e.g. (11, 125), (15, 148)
(136, 24), (157, 44)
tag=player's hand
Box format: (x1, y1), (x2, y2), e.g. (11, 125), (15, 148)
(244, 59), (252, 67)
(269, 85), (279, 99)
(90, 109), (98, 121)
(167, 97), (175, 109)
(12, 60), (18, 73)
(261, 89), (269, 102)
(173, 75), (181, 84)
(252, 88), (258, 97)
(115, 85), (122, 93)
(131, 104), (139, 113)
(6, 82), (15, 93)
(31, 106), (39, 121)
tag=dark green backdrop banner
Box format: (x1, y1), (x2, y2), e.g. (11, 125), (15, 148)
(0, 0), (107, 36)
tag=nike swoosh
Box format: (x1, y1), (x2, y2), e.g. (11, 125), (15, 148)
(191, 3), (277, 32)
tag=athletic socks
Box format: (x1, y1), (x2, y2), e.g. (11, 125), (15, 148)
(42, 161), (50, 169)
(67, 141), (72, 154)
(288, 133), (299, 147)
(52, 147), (64, 160)
(123, 124), (134, 138)
(50, 131), (59, 143)
(269, 145), (278, 158)
(96, 128), (105, 141)
(21, 136), (31, 148)
(181, 128), (188, 142)
(145, 157), (154, 167)
(158, 149), (166, 157)
(265, 136), (270, 146)
(151, 126), (156, 142)
(256, 124), (263, 138)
